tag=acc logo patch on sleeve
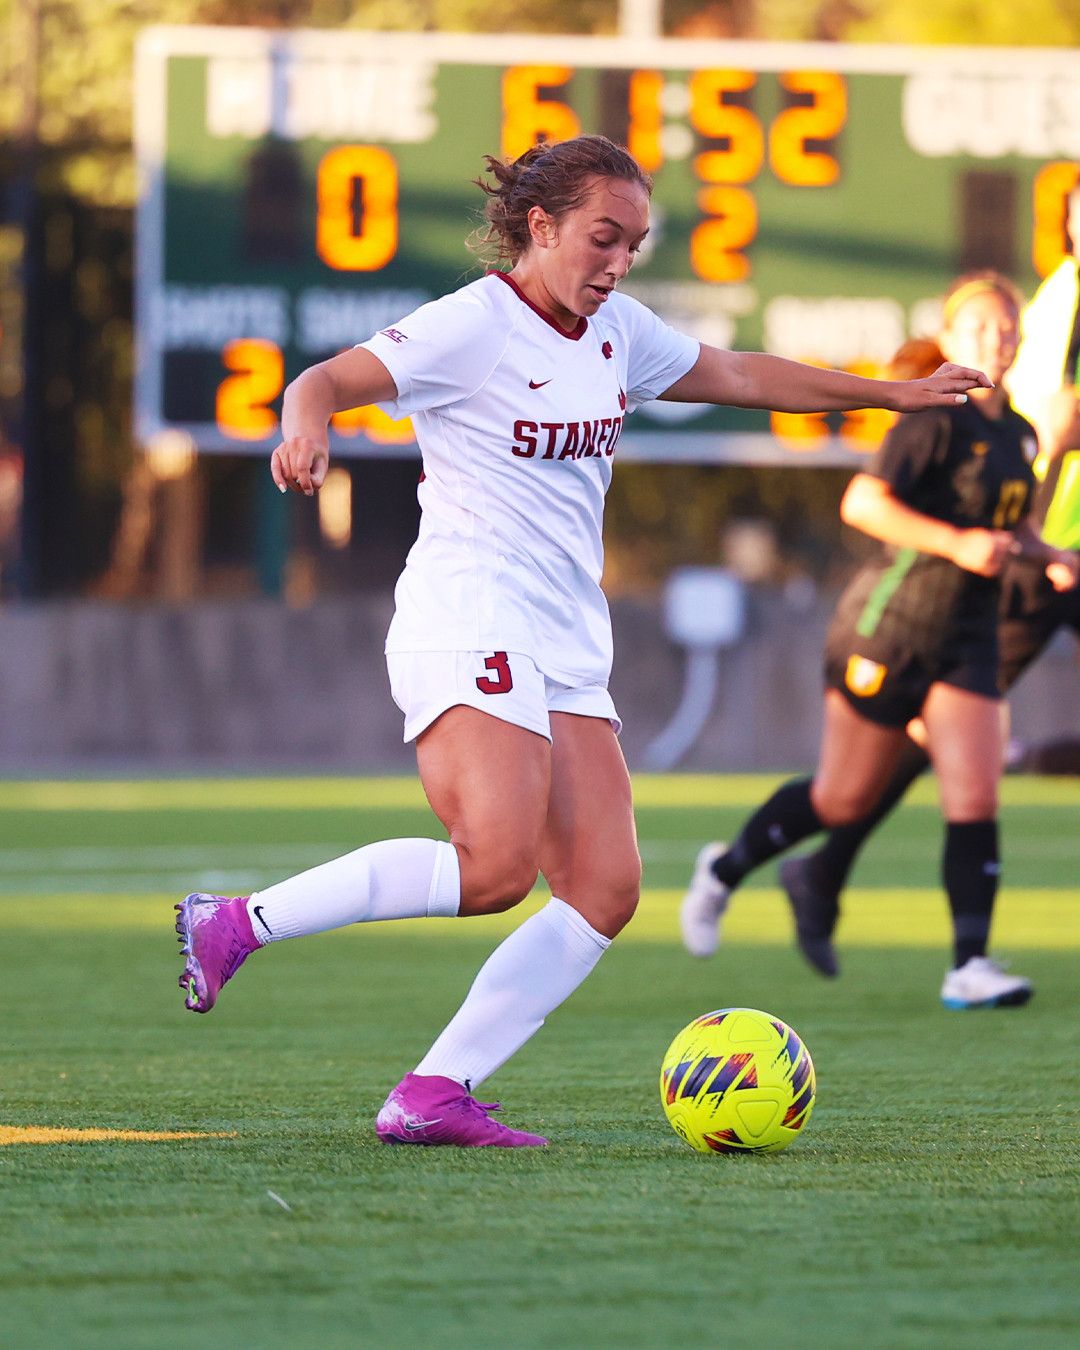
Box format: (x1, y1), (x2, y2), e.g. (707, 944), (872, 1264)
(845, 655), (887, 697)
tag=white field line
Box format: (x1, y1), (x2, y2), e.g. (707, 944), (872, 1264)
(0, 836), (1077, 895)
(0, 836), (1077, 872)
(0, 843), (352, 871)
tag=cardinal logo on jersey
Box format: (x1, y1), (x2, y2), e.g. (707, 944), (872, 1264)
(602, 341), (613, 359)
(845, 655), (887, 697)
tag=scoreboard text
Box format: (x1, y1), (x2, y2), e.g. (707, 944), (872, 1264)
(134, 28), (1080, 464)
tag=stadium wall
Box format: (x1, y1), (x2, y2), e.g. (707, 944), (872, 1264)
(1, 595), (1076, 772)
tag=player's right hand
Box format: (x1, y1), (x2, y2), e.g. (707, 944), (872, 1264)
(271, 437), (330, 496)
(894, 362), (993, 411)
(950, 527), (1013, 576)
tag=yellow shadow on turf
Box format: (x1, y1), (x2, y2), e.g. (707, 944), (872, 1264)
(0, 1126), (236, 1146)
(2, 774), (1078, 812)
(4, 889), (1078, 950)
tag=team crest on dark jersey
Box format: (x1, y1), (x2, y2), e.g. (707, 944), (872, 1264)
(845, 655), (887, 697)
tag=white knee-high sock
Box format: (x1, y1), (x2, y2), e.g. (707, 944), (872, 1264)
(414, 897), (611, 1090)
(244, 838), (460, 943)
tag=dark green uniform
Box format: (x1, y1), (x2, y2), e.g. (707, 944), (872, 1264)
(825, 401), (1037, 726)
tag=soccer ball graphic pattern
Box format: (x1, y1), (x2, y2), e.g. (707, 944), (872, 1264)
(660, 1008), (815, 1154)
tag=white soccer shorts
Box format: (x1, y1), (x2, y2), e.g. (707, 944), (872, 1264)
(386, 649), (622, 743)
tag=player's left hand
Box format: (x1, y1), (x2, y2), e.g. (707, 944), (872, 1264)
(1045, 550), (1080, 592)
(893, 362), (993, 412)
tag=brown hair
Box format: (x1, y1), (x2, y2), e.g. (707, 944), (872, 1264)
(941, 270), (1023, 328)
(887, 337), (944, 381)
(472, 135), (652, 266)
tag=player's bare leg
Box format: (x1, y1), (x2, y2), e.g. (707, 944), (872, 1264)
(537, 711), (641, 941)
(682, 692), (907, 963)
(377, 706), (554, 1146)
(377, 707), (639, 1147)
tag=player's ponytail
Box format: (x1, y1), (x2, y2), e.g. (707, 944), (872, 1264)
(886, 337), (947, 381)
(472, 134), (651, 265)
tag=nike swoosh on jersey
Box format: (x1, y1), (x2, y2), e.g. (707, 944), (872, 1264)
(528, 378), (552, 389)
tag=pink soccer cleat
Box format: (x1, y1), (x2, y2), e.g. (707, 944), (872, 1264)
(175, 893), (260, 1013)
(375, 1073), (548, 1148)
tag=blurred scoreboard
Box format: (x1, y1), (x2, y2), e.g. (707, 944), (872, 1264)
(134, 27), (1080, 464)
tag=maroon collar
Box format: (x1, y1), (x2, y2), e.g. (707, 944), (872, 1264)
(488, 270), (588, 340)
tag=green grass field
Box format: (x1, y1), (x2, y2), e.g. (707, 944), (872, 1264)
(1, 775), (1078, 1349)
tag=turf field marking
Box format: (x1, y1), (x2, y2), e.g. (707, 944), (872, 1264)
(0, 1126), (236, 1146)
(0, 844), (351, 870)
(0, 833), (1076, 897)
(2, 774), (1077, 812)
(4, 888), (1075, 948)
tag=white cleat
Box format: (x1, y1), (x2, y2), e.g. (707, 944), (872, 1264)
(680, 842), (731, 958)
(940, 955), (1033, 1010)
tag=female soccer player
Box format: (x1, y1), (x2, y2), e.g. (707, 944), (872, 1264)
(681, 272), (1078, 1010)
(777, 333), (1080, 984)
(177, 136), (990, 1147)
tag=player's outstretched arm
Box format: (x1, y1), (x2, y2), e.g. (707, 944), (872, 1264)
(272, 348), (399, 496)
(841, 473), (1013, 577)
(658, 345), (991, 413)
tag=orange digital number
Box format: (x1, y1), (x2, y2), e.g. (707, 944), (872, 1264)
(840, 363), (893, 450)
(771, 405), (829, 448)
(769, 71), (846, 187)
(771, 362), (890, 451)
(689, 69), (763, 185)
(316, 145), (398, 272)
(331, 403), (415, 444)
(1032, 161), (1080, 278)
(628, 70), (664, 173)
(216, 339), (283, 440)
(690, 186), (757, 283)
(502, 66), (581, 161)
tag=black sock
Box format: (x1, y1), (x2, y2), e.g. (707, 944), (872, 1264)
(805, 736), (931, 897)
(942, 819), (999, 968)
(712, 778), (824, 887)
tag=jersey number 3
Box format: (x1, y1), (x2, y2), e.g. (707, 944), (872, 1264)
(476, 651), (513, 695)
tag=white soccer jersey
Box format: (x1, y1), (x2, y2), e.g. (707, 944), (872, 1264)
(361, 271), (699, 685)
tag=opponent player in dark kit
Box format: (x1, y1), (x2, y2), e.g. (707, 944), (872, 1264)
(682, 273), (1079, 1008)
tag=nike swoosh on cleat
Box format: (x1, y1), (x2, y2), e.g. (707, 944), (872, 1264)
(528, 378), (551, 389)
(252, 904), (272, 934)
(404, 1116), (443, 1131)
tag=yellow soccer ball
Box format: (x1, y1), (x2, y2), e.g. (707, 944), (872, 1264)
(660, 1007), (815, 1154)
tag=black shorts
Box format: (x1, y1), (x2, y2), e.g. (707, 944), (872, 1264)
(824, 622), (999, 728)
(998, 555), (1080, 692)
